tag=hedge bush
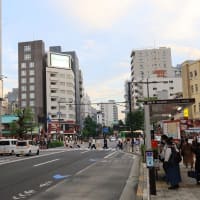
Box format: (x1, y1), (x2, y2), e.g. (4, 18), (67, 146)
(48, 140), (64, 148)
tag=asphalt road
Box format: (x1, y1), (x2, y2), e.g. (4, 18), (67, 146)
(0, 145), (139, 200)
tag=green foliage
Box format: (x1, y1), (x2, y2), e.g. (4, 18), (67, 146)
(10, 107), (35, 138)
(48, 140), (64, 148)
(125, 109), (144, 131)
(118, 120), (124, 126)
(82, 116), (97, 138)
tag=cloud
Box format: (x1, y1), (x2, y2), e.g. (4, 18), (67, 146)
(86, 72), (130, 101)
(151, 0), (200, 40)
(82, 39), (96, 50)
(51, 0), (136, 30)
(170, 44), (200, 61)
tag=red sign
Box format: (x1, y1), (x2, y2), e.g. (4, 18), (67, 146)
(151, 140), (158, 149)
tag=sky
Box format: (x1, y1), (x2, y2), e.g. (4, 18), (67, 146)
(2, 0), (200, 119)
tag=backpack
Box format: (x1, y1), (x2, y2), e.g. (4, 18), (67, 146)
(168, 147), (182, 165)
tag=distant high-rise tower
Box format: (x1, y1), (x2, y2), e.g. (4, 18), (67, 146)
(49, 47), (84, 127)
(18, 40), (46, 123)
(130, 47), (176, 109)
(100, 100), (118, 127)
(46, 51), (76, 122)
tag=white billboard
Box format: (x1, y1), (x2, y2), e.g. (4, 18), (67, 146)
(50, 53), (71, 69)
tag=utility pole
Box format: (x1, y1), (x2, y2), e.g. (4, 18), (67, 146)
(133, 78), (174, 196)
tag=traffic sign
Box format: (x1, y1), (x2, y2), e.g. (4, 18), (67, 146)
(146, 150), (154, 168)
(144, 98), (195, 105)
(103, 127), (109, 133)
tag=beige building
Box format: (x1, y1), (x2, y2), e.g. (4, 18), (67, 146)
(181, 60), (200, 119)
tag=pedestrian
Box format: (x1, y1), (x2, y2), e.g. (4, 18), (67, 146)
(164, 137), (182, 189)
(91, 138), (96, 149)
(118, 139), (123, 150)
(88, 137), (92, 149)
(181, 138), (194, 168)
(103, 138), (108, 149)
(159, 134), (168, 181)
(192, 141), (200, 184)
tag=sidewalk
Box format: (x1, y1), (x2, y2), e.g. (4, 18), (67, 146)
(137, 161), (200, 200)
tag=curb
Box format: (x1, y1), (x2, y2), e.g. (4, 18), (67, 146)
(136, 162), (149, 200)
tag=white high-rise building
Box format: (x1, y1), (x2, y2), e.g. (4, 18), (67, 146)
(46, 52), (75, 121)
(100, 100), (118, 127)
(130, 47), (182, 109)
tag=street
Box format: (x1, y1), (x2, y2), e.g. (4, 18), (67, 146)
(0, 142), (140, 200)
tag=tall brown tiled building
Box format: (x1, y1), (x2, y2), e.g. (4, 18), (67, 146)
(18, 40), (46, 123)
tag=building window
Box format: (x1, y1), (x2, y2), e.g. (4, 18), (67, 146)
(51, 82), (56, 85)
(21, 70), (26, 76)
(194, 104), (196, 113)
(190, 72), (193, 78)
(51, 89), (57, 93)
(29, 62), (34, 68)
(21, 101), (26, 107)
(61, 90), (66, 94)
(29, 77), (35, 83)
(21, 78), (26, 84)
(191, 85), (194, 93)
(51, 106), (57, 110)
(24, 54), (31, 61)
(169, 87), (174, 90)
(195, 84), (198, 92)
(21, 62), (26, 69)
(29, 69), (35, 76)
(194, 70), (197, 76)
(51, 97), (57, 102)
(153, 87), (157, 90)
(21, 86), (26, 91)
(21, 93), (27, 99)
(30, 93), (35, 99)
(50, 73), (57, 77)
(29, 85), (35, 91)
(30, 100), (35, 106)
(24, 45), (31, 52)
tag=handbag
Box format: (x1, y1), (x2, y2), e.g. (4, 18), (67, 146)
(187, 170), (196, 178)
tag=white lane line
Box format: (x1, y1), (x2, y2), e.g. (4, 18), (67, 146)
(75, 162), (97, 175)
(104, 151), (117, 159)
(33, 159), (60, 167)
(81, 150), (90, 154)
(0, 150), (68, 166)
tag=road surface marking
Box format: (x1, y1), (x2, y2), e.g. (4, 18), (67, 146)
(81, 150), (90, 154)
(104, 151), (117, 159)
(33, 159), (59, 167)
(75, 162), (97, 175)
(0, 150), (67, 166)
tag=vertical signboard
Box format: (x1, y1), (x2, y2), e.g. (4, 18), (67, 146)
(146, 150), (154, 168)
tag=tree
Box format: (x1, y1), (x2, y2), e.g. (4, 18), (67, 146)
(125, 109), (144, 131)
(10, 107), (35, 138)
(82, 116), (97, 138)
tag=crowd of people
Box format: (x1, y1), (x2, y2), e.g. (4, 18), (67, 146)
(159, 134), (200, 190)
